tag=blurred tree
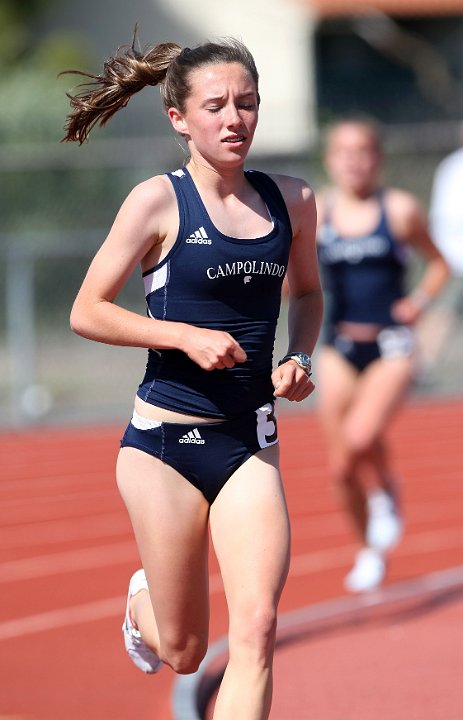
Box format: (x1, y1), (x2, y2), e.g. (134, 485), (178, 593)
(0, 0), (90, 142)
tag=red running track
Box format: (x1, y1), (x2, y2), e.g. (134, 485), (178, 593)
(1, 397), (462, 719)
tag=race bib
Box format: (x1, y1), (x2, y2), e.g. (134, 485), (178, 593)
(256, 402), (278, 448)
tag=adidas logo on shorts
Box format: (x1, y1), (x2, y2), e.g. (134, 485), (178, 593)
(186, 226), (211, 244)
(179, 428), (205, 444)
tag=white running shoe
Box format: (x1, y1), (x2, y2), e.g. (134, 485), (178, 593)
(122, 569), (163, 674)
(366, 489), (403, 552)
(344, 548), (386, 593)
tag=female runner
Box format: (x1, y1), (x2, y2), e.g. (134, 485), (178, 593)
(63, 33), (323, 719)
(317, 119), (449, 592)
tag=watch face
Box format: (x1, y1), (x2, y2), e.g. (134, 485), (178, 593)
(279, 352), (312, 374)
(293, 353), (311, 371)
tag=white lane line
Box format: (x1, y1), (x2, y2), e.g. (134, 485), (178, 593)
(1, 526), (462, 585)
(0, 597), (125, 641)
(6, 561), (461, 644)
(2, 533), (463, 641)
(2, 496), (459, 552)
(288, 527), (463, 578)
(0, 541), (137, 582)
(401, 527), (463, 554)
(0, 512), (131, 550)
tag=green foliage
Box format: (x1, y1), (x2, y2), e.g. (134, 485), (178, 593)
(0, 0), (90, 142)
(0, 68), (68, 142)
(0, 0), (57, 67)
(0, 0), (101, 237)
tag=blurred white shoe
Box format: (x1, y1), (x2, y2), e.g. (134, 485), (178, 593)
(366, 489), (403, 552)
(344, 548), (386, 593)
(122, 569), (163, 674)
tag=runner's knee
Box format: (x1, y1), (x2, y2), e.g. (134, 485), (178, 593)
(160, 631), (208, 675)
(228, 603), (278, 664)
(343, 418), (376, 457)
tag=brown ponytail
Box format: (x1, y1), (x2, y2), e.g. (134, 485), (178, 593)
(61, 31), (259, 145)
(61, 29), (181, 144)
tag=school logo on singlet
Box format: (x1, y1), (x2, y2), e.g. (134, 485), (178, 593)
(318, 229), (390, 264)
(186, 226), (212, 245)
(206, 260), (286, 280)
(178, 428), (206, 444)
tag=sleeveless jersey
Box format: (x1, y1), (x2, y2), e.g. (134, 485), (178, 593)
(137, 167), (293, 418)
(318, 192), (408, 327)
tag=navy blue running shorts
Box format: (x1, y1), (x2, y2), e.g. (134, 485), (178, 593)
(329, 325), (415, 372)
(120, 402), (279, 504)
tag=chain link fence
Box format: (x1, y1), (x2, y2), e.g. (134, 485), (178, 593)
(1, 123), (462, 428)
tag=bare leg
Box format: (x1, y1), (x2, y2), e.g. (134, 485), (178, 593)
(318, 346), (415, 590)
(116, 447), (211, 674)
(341, 354), (415, 459)
(318, 347), (414, 541)
(317, 347), (366, 537)
(344, 356), (414, 554)
(209, 444), (290, 720)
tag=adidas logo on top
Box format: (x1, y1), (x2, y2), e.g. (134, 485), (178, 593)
(186, 226), (211, 245)
(179, 428), (206, 444)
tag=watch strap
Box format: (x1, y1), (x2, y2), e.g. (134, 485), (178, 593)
(278, 352), (312, 376)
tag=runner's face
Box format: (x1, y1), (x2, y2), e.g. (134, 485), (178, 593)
(169, 62), (259, 168)
(325, 124), (382, 196)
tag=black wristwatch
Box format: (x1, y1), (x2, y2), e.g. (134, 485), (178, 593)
(278, 352), (312, 377)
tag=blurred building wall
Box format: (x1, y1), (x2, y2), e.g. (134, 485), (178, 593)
(156, 0), (317, 154)
(39, 0), (317, 154)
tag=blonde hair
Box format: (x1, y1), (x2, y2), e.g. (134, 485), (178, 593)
(61, 28), (259, 144)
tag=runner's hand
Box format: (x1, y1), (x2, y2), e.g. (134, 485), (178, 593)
(391, 297), (422, 325)
(179, 326), (247, 370)
(272, 360), (314, 402)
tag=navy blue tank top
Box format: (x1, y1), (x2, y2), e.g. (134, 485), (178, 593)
(137, 167), (293, 418)
(318, 192), (408, 327)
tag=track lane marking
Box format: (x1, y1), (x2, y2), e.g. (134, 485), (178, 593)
(1, 526), (462, 584)
(2, 531), (463, 641)
(0, 597), (125, 641)
(0, 541), (137, 582)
